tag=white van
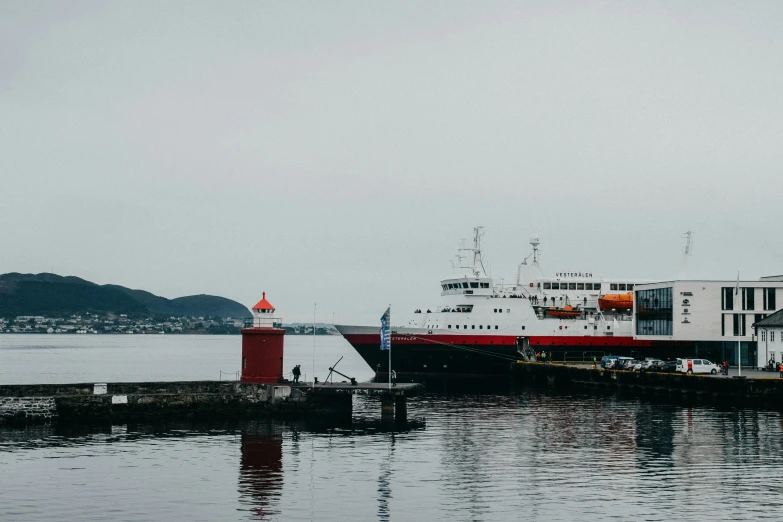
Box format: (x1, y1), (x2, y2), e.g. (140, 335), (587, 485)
(675, 358), (720, 375)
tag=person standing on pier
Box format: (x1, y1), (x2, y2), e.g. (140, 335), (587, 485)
(778, 362), (783, 379)
(292, 364), (301, 383)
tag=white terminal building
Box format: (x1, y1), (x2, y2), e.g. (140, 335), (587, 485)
(633, 276), (783, 368)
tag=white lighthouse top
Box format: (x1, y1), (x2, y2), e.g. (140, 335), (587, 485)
(250, 292), (281, 328)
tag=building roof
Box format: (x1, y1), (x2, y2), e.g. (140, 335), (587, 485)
(756, 309), (783, 328)
(252, 292), (275, 311)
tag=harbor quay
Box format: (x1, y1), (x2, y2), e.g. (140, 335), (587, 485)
(0, 380), (422, 426)
(512, 361), (783, 406)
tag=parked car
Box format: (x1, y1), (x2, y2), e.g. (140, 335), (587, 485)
(600, 355), (621, 369)
(616, 357), (635, 370)
(658, 360), (677, 372)
(633, 359), (663, 372)
(675, 358), (720, 375)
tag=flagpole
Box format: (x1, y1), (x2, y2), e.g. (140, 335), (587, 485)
(736, 273), (741, 377)
(312, 303), (316, 389)
(388, 304), (392, 390)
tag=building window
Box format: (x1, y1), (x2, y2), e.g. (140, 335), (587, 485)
(628, 284), (634, 290)
(551, 283), (559, 290)
(743, 288), (755, 310)
(733, 314), (746, 336)
(722, 287), (734, 311)
(764, 288), (777, 310)
(771, 330), (775, 342)
(569, 283), (576, 290)
(470, 282), (479, 288)
(619, 284), (627, 291)
(636, 287), (673, 335)
(585, 283), (593, 290)
(610, 284), (618, 290)
(544, 283), (551, 289)
(761, 330), (766, 341)
(594, 283), (601, 291)
(577, 283), (584, 290)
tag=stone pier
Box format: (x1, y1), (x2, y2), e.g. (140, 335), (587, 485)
(0, 381), (423, 426)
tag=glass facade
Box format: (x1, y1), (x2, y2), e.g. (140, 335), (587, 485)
(722, 287), (734, 310)
(636, 287), (673, 335)
(764, 288), (777, 310)
(743, 288), (755, 310)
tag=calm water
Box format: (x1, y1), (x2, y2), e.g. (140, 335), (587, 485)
(1, 335), (783, 521)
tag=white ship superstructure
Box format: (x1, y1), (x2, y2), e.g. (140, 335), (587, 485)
(336, 227), (657, 378)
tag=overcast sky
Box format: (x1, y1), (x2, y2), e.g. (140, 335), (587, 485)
(2, 1), (782, 325)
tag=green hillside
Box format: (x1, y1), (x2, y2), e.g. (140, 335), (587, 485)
(0, 273), (251, 319)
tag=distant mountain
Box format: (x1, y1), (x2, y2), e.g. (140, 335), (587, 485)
(0, 273), (251, 319)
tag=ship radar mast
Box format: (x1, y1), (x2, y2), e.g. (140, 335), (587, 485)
(679, 230), (694, 279)
(517, 234), (544, 285)
(458, 226), (487, 277)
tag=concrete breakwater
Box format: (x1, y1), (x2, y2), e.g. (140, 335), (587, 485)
(0, 381), (336, 425)
(513, 362), (783, 405)
(0, 381), (423, 425)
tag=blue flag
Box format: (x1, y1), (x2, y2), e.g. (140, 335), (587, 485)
(380, 307), (390, 351)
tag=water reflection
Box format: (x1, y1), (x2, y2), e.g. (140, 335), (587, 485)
(239, 423), (283, 519)
(2, 393), (783, 521)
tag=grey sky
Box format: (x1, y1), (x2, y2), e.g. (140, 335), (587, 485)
(2, 2), (782, 325)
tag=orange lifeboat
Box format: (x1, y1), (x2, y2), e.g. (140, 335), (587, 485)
(598, 292), (633, 310)
(545, 304), (582, 318)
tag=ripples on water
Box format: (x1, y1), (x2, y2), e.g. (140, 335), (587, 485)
(1, 336), (782, 520)
(2, 392), (783, 521)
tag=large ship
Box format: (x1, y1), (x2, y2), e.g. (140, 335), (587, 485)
(336, 227), (665, 380)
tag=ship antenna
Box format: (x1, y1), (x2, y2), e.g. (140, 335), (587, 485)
(679, 230), (694, 279)
(458, 227), (486, 277)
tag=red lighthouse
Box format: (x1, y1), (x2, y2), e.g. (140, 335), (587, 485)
(241, 292), (285, 384)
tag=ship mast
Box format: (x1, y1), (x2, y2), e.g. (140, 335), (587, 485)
(679, 230), (694, 279)
(459, 226), (486, 277)
(517, 234), (542, 285)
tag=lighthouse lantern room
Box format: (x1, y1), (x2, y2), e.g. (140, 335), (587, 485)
(241, 292), (285, 384)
